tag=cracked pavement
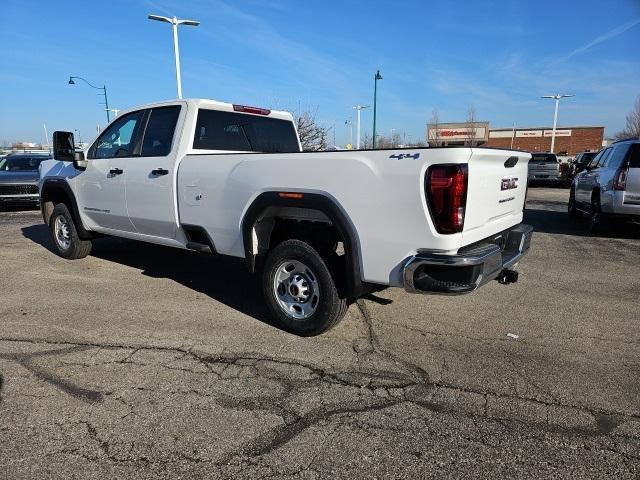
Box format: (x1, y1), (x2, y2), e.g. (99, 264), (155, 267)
(0, 188), (639, 479)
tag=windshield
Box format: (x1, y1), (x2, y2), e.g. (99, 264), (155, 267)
(531, 153), (558, 163)
(0, 156), (50, 172)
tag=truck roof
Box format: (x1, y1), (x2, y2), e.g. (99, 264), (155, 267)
(117, 98), (295, 123)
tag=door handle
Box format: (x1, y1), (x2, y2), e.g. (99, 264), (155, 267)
(109, 168), (123, 175)
(151, 168), (169, 176)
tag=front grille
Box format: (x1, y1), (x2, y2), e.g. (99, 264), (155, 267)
(0, 184), (39, 195)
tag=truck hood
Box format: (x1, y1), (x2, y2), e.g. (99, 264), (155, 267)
(0, 171), (39, 184)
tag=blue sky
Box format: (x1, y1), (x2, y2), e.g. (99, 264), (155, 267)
(1, 0), (639, 146)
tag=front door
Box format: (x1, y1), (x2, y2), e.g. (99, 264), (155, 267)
(78, 110), (145, 232)
(125, 104), (183, 238)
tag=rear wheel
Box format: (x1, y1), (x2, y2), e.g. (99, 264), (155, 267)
(263, 239), (347, 336)
(589, 195), (605, 234)
(50, 203), (92, 259)
(568, 189), (578, 219)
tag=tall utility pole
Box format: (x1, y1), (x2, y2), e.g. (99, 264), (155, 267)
(541, 94), (574, 153)
(353, 105), (369, 149)
(345, 119), (353, 147)
(372, 70), (383, 149)
(148, 14), (200, 99)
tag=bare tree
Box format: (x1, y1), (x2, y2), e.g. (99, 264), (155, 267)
(295, 110), (329, 151)
(361, 132), (373, 149)
(390, 131), (401, 148)
(465, 105), (478, 147)
(615, 95), (640, 140)
(429, 108), (441, 147)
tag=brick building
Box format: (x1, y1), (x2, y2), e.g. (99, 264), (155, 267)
(485, 126), (604, 155)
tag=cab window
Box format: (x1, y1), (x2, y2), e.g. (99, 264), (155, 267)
(141, 106), (181, 157)
(89, 111), (144, 159)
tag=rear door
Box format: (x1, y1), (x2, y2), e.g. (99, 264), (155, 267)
(125, 104), (183, 238)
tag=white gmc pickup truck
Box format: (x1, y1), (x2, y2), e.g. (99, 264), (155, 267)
(40, 98), (532, 336)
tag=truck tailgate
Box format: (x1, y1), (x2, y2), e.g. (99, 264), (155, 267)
(462, 149), (530, 244)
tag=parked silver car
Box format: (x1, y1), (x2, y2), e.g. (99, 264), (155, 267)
(527, 152), (569, 186)
(569, 138), (640, 232)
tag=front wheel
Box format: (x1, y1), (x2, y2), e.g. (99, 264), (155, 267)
(50, 203), (92, 259)
(263, 239), (347, 336)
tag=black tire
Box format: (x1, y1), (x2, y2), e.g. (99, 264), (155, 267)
(50, 203), (92, 259)
(263, 239), (348, 336)
(568, 189), (578, 220)
(588, 195), (604, 234)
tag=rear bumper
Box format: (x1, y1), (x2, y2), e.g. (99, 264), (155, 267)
(403, 223), (533, 294)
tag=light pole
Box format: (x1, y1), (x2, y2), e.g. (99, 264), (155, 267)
(68, 76), (111, 123)
(148, 14), (200, 99)
(541, 94), (574, 153)
(353, 105), (369, 149)
(372, 70), (382, 149)
(345, 119), (353, 147)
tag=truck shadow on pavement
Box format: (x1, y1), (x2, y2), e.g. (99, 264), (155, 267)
(20, 224), (274, 326)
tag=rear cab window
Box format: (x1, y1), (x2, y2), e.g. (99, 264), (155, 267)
(192, 109), (300, 153)
(530, 153), (558, 163)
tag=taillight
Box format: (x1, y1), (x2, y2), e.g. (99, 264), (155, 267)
(233, 104), (271, 115)
(425, 164), (468, 234)
(613, 167), (628, 191)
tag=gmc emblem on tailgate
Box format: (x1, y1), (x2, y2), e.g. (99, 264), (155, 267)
(501, 177), (518, 190)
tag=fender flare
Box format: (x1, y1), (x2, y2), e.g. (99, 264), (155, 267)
(241, 192), (364, 298)
(40, 179), (92, 239)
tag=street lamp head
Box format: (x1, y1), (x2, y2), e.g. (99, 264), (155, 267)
(68, 76), (75, 85)
(178, 19), (200, 26)
(148, 14), (172, 23)
(375, 70), (382, 80)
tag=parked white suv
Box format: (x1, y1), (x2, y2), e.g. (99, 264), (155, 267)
(39, 98), (533, 335)
(569, 138), (640, 232)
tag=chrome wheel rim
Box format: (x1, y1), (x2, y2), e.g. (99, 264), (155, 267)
(273, 260), (320, 320)
(54, 215), (71, 250)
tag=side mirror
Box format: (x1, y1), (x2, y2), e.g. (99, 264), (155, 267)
(53, 131), (75, 162)
(53, 130), (87, 170)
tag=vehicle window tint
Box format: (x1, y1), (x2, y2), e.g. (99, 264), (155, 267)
(603, 145), (628, 169)
(587, 150), (603, 169)
(531, 153), (557, 163)
(627, 144), (640, 168)
(578, 152), (596, 165)
(0, 156), (50, 171)
(141, 106), (181, 157)
(92, 111), (143, 159)
(596, 148), (612, 167)
(193, 109), (300, 153)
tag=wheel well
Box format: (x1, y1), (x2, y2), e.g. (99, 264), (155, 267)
(41, 185), (72, 226)
(40, 182), (93, 239)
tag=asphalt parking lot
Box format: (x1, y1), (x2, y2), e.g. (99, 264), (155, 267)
(0, 187), (639, 479)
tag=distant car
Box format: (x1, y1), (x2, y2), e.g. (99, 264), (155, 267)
(0, 153), (51, 209)
(569, 138), (640, 232)
(568, 151), (597, 181)
(527, 152), (569, 186)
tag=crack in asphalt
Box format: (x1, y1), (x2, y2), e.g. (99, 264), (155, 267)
(1, 307), (639, 469)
